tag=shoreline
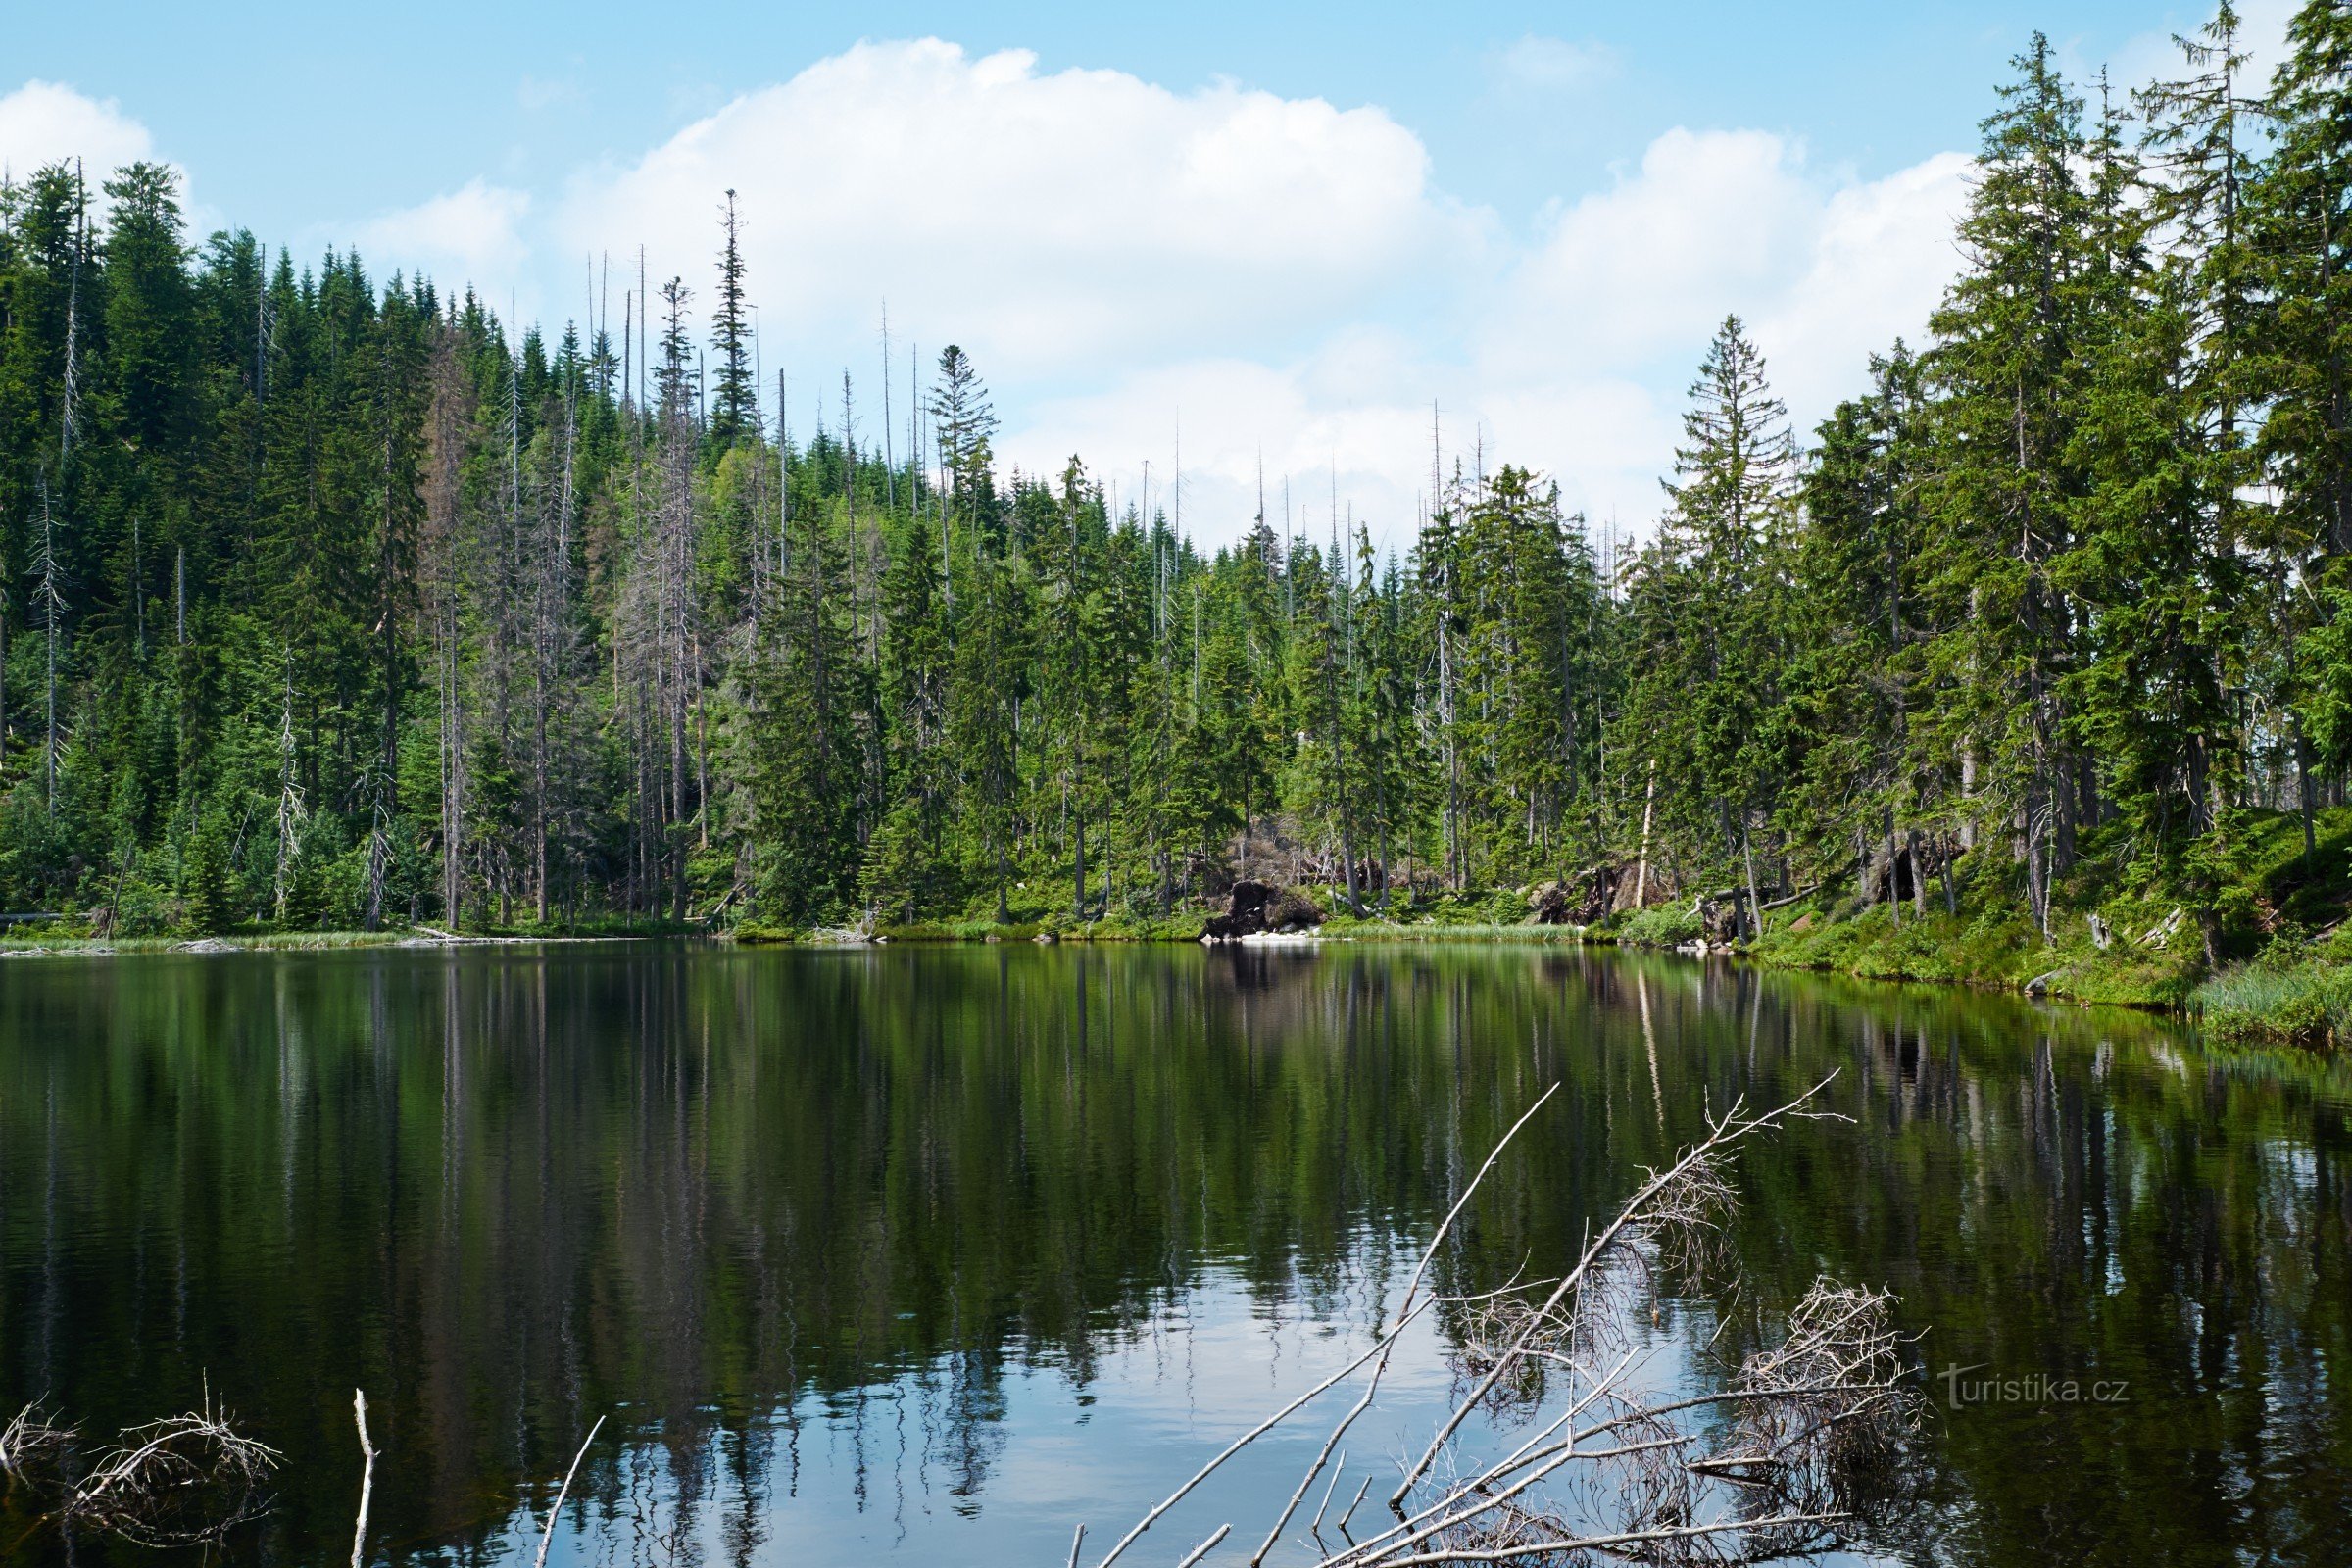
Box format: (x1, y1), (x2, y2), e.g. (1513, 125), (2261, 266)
(8, 915), (2327, 1055)
(0, 929), (653, 959)
(758, 915), (2332, 1051)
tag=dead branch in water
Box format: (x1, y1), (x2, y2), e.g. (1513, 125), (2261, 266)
(0, 1402), (74, 1481)
(1101, 1088), (1563, 1568)
(64, 1394), (282, 1548)
(2, 1392), (281, 1550)
(1087, 1077), (1921, 1567)
(352, 1389), (377, 1568)
(533, 1413), (606, 1568)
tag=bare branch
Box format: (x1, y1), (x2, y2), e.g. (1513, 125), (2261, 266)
(1097, 1077), (1916, 1568)
(66, 1396), (281, 1548)
(533, 1414), (606, 1568)
(352, 1390), (376, 1568)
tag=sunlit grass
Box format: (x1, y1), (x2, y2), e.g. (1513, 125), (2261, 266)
(2196, 953), (2352, 1049)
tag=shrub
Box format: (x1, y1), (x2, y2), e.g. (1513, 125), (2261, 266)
(183, 817), (236, 936)
(1620, 905), (1703, 949)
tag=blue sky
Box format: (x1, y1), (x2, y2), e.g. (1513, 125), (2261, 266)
(4, 2), (2290, 548)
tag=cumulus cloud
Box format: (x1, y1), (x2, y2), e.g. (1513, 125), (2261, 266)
(4, 45), (1979, 556)
(0, 79), (163, 195)
(553, 39), (1484, 381)
(1751, 152), (1971, 420)
(1007, 128), (1970, 548)
(1493, 129), (1822, 378)
(351, 178), (532, 297)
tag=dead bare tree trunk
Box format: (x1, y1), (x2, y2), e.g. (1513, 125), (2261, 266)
(1632, 759), (1658, 909)
(1742, 821), (1763, 944)
(1883, 806), (1902, 931)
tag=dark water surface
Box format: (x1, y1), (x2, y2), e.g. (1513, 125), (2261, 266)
(1, 942), (2347, 1565)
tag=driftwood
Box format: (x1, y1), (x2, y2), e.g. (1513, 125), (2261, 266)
(1179, 1523), (1234, 1566)
(1084, 1078), (1918, 1568)
(0, 1401), (72, 1479)
(1, 1392), (282, 1550)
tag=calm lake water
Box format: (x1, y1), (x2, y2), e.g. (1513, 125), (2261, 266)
(1, 942), (2347, 1566)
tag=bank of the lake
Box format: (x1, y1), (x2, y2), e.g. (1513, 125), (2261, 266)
(1738, 806), (2352, 1051)
(17, 843), (2344, 1055)
(0, 911), (721, 959)
(742, 880), (2352, 1054)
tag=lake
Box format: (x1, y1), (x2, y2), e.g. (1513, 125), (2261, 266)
(0, 942), (2346, 1565)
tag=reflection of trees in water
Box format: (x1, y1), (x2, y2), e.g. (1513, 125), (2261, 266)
(1712, 977), (2352, 1566)
(0, 948), (2343, 1564)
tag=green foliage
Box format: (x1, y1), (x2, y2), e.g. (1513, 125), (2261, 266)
(1618, 905), (1704, 949)
(181, 810), (235, 935)
(5, 17), (2352, 987)
(2198, 954), (2352, 1048)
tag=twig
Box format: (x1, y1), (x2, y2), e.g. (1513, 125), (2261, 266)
(1337, 1476), (1372, 1535)
(351, 1390), (375, 1568)
(1337, 1432), (1693, 1567)
(1353, 1510), (1852, 1565)
(1309, 1457), (1346, 1537)
(0, 1401), (74, 1479)
(1067, 1522), (1086, 1568)
(1177, 1523), (1231, 1567)
(1389, 1078), (1836, 1508)
(1092, 1298), (1435, 1568)
(1251, 1087), (1563, 1567)
(1120, 1079), (1909, 1568)
(532, 1414), (604, 1568)
(66, 1397), (282, 1547)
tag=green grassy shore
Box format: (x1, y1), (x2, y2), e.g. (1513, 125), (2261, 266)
(735, 808), (2352, 1052)
(1742, 807), (2352, 1050)
(0, 916), (698, 957)
(16, 810), (2345, 1054)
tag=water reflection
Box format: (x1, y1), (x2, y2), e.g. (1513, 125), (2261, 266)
(0, 944), (2345, 1565)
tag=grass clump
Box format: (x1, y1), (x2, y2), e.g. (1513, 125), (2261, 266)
(2195, 928), (2352, 1048)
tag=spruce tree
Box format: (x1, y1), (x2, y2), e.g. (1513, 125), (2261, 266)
(1920, 35), (2096, 936)
(710, 191), (754, 448)
(1618, 317), (1794, 920)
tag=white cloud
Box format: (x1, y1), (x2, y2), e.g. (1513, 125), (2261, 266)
(0, 79), (161, 191)
(1493, 129), (1822, 379)
(553, 39), (1484, 382)
(1751, 150), (1972, 423)
(1491, 35), (1618, 92)
(8, 47), (1977, 559)
(350, 178), (532, 298)
(1008, 128), (1970, 553)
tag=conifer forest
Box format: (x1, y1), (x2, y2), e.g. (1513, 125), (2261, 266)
(2, 9), (2348, 983)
